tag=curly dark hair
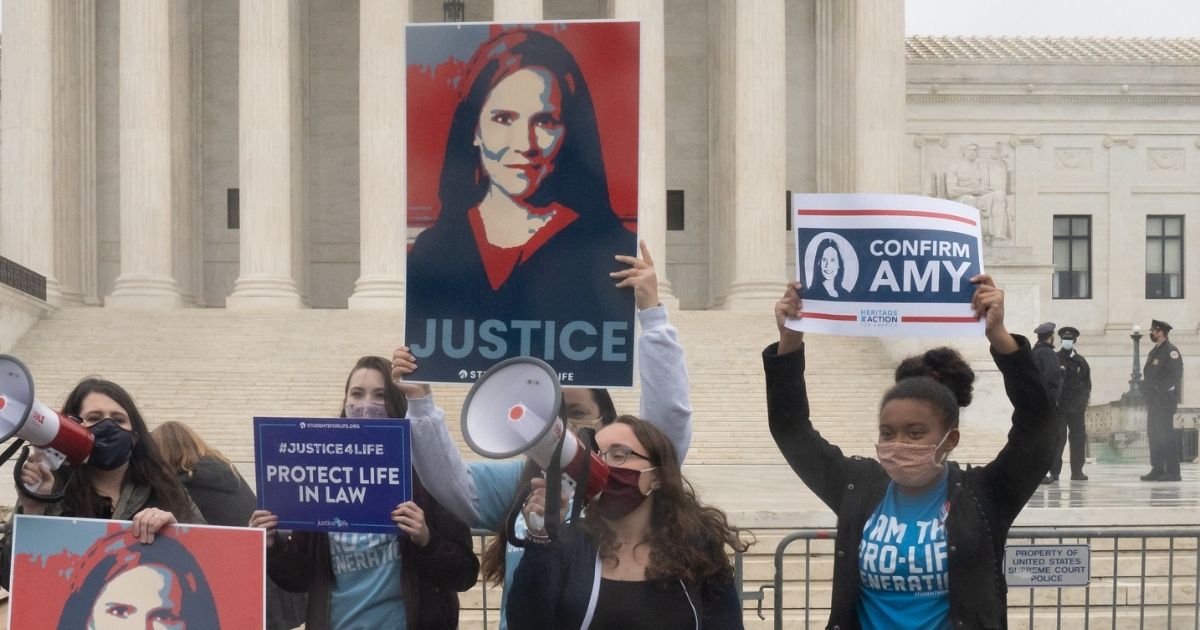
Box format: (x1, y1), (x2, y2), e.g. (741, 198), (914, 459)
(887, 347), (976, 429)
(58, 378), (195, 520)
(578, 416), (751, 584)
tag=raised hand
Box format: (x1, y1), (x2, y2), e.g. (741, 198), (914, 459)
(612, 240), (661, 310)
(970, 274), (1017, 354)
(775, 282), (805, 354)
(391, 346), (431, 398)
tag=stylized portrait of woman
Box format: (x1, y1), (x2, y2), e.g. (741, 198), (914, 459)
(406, 25), (639, 386)
(816, 238), (844, 298)
(56, 530), (219, 630)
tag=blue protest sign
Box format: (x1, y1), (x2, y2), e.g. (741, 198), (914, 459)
(789, 193), (986, 337)
(253, 417), (412, 534)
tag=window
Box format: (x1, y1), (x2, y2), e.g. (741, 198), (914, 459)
(1146, 215), (1184, 299)
(786, 190), (793, 231)
(666, 190), (685, 231)
(1053, 215), (1091, 299)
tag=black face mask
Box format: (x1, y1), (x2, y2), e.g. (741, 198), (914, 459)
(88, 419), (134, 471)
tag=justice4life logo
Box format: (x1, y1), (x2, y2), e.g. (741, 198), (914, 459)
(802, 231), (859, 300)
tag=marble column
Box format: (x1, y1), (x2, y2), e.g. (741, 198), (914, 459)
(0, 1), (62, 303)
(609, 0), (675, 304)
(52, 1), (86, 305)
(107, 0), (188, 308)
(227, 0), (306, 309)
(815, 0), (905, 193)
(350, 0), (410, 310)
(78, 1), (102, 305)
(493, 0), (542, 21)
(708, 0), (787, 309)
(1104, 135), (1138, 333)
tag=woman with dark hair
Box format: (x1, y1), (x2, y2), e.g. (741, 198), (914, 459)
(406, 27), (637, 376)
(1, 378), (202, 589)
(507, 415), (749, 629)
(813, 238), (845, 298)
(248, 356), (479, 630)
(57, 529), (218, 630)
(764, 277), (1056, 629)
(401, 244), (693, 629)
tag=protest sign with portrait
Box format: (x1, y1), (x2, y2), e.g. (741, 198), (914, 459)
(405, 21), (640, 387)
(253, 417), (412, 534)
(789, 193), (986, 337)
(8, 515), (264, 629)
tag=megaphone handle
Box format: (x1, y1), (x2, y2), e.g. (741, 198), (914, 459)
(13, 445), (68, 503)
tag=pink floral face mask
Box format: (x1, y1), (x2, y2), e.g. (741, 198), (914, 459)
(875, 430), (953, 488)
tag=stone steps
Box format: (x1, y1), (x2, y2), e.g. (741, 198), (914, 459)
(9, 306), (1012, 466)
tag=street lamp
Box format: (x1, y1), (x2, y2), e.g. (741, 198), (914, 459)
(1123, 324), (1144, 404)
(444, 0), (465, 22)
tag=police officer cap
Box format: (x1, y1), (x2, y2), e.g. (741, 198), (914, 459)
(1058, 326), (1080, 340)
(1151, 319), (1173, 333)
(1034, 322), (1056, 336)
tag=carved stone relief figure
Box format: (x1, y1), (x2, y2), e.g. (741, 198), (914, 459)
(944, 142), (1013, 244)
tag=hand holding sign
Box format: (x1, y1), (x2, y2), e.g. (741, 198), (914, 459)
(775, 282), (805, 355)
(391, 501), (430, 547)
(130, 507), (177, 544)
(612, 240), (660, 310)
(249, 509), (280, 548)
(969, 274), (1018, 354)
(391, 346), (431, 399)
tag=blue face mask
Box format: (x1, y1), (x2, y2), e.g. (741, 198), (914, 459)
(1061, 340), (1075, 351)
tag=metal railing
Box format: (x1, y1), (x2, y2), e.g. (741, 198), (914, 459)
(757, 527), (1200, 630)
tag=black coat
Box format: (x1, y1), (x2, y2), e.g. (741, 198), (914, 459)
(1143, 340), (1184, 410)
(1057, 349), (1092, 415)
(507, 524), (744, 629)
(1032, 341), (1063, 404)
(406, 212), (637, 385)
(764, 335), (1055, 629)
(178, 457), (258, 527)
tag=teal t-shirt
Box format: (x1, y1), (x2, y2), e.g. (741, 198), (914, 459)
(470, 460), (580, 630)
(328, 532), (407, 630)
(856, 472), (952, 630)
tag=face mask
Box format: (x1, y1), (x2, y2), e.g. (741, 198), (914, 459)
(344, 401), (388, 418)
(592, 466), (657, 520)
(87, 419), (135, 471)
(875, 430), (952, 489)
(1061, 340), (1075, 351)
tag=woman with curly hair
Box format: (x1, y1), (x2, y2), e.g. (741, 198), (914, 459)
(507, 415), (748, 629)
(765, 276), (1056, 629)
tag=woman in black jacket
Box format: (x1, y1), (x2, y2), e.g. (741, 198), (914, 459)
(764, 275), (1055, 629)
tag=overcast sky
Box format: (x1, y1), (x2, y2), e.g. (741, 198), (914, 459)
(907, 0), (1200, 38)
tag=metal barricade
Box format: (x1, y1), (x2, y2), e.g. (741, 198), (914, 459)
(757, 526), (1200, 630)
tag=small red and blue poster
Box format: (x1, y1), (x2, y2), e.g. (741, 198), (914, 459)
(8, 514), (264, 629)
(405, 21), (640, 387)
(789, 193), (986, 337)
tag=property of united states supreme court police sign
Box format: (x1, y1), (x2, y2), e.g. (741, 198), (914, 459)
(1003, 544), (1091, 587)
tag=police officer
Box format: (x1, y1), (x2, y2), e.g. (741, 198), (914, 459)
(1054, 326), (1091, 481)
(1141, 320), (1185, 482)
(1033, 321), (1064, 483)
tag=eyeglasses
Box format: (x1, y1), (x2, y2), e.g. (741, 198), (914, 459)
(599, 445), (653, 467)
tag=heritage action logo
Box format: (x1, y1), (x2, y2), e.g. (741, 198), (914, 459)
(860, 309), (900, 328)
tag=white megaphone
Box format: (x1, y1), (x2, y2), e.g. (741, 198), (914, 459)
(461, 357), (610, 511)
(0, 355), (95, 472)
